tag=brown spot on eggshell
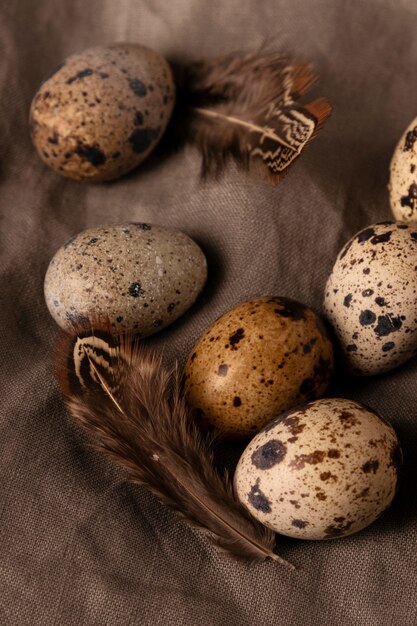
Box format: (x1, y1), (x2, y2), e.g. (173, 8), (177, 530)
(327, 449), (341, 459)
(290, 450), (326, 470)
(229, 328), (245, 349)
(404, 126), (417, 152)
(278, 413), (306, 436)
(389, 443), (403, 473)
(320, 471), (337, 481)
(29, 44), (175, 182)
(362, 460), (380, 474)
(324, 522), (353, 537)
(291, 519), (309, 528)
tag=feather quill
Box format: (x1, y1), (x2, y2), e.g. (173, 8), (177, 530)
(171, 51), (332, 181)
(56, 329), (294, 568)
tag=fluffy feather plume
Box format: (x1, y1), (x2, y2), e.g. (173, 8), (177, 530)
(56, 329), (294, 567)
(171, 51), (332, 181)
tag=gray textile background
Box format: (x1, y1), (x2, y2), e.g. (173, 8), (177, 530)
(1, 1), (417, 624)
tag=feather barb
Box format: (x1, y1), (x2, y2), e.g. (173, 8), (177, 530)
(56, 330), (294, 568)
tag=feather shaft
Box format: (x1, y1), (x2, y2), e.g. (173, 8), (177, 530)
(56, 330), (294, 568)
(192, 107), (297, 151)
(84, 348), (125, 414)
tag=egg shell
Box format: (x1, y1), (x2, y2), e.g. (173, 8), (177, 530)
(389, 117), (417, 222)
(44, 222), (207, 335)
(324, 221), (417, 375)
(29, 44), (175, 182)
(234, 398), (402, 540)
(183, 297), (334, 438)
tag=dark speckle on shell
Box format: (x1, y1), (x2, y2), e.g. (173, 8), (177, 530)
(75, 142), (106, 166)
(289, 450), (326, 470)
(272, 298), (307, 321)
(128, 282), (145, 298)
(291, 519), (309, 529)
(247, 479), (272, 513)
(357, 227), (375, 243)
(362, 460), (380, 474)
(374, 315), (402, 337)
(359, 310), (376, 326)
(66, 68), (94, 84)
(129, 126), (161, 154)
(251, 440), (287, 469)
(129, 78), (147, 96)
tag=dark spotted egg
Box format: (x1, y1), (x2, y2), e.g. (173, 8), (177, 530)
(29, 44), (175, 182)
(183, 297), (333, 438)
(389, 117), (417, 222)
(234, 398), (402, 540)
(324, 221), (417, 375)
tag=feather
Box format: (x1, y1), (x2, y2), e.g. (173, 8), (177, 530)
(170, 51), (332, 181)
(56, 329), (294, 568)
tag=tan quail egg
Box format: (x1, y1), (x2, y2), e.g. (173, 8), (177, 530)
(29, 44), (175, 181)
(44, 222), (207, 335)
(234, 398), (402, 540)
(183, 296), (333, 438)
(324, 221), (417, 375)
(389, 117), (417, 222)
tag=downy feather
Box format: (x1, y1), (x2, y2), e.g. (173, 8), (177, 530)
(56, 329), (294, 568)
(171, 51), (332, 181)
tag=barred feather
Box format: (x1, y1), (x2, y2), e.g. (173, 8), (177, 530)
(171, 51), (332, 181)
(56, 329), (294, 567)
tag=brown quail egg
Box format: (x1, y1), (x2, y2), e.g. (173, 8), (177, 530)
(183, 296), (333, 438)
(324, 221), (417, 375)
(29, 44), (175, 182)
(389, 117), (417, 222)
(234, 398), (402, 540)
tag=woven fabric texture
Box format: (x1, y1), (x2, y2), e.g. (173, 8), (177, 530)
(1, 1), (417, 624)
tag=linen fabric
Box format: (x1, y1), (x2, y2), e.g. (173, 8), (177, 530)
(1, 1), (417, 624)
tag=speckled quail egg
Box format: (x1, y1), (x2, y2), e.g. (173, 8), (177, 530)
(183, 296), (334, 438)
(389, 117), (417, 222)
(30, 44), (175, 181)
(324, 221), (417, 375)
(234, 398), (402, 540)
(44, 222), (207, 335)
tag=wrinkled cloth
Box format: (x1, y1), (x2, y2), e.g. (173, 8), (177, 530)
(1, 1), (417, 624)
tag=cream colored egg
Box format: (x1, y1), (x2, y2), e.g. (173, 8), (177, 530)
(184, 297), (333, 438)
(30, 44), (175, 182)
(389, 117), (417, 222)
(234, 398), (402, 540)
(324, 221), (417, 375)
(44, 222), (207, 335)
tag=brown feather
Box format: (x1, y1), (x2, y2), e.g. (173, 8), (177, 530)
(55, 329), (294, 568)
(170, 51), (332, 181)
